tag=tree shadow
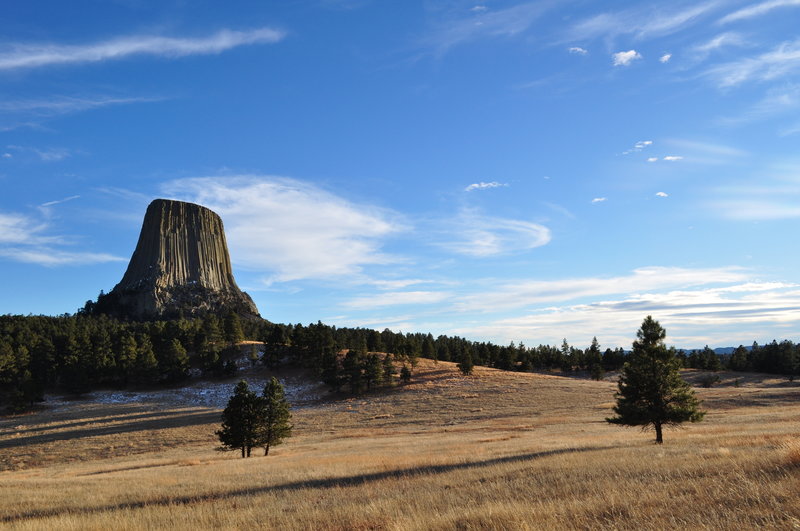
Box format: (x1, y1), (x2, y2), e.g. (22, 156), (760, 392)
(1, 444), (616, 523)
(0, 410), (219, 449)
(0, 409), (212, 438)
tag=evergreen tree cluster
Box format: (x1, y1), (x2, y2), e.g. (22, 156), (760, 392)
(2, 309), (798, 411)
(0, 311), (260, 410)
(216, 378), (292, 458)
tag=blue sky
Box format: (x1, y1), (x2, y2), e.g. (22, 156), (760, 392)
(1, 0), (799, 349)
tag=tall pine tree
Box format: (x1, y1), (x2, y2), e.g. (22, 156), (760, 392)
(607, 316), (704, 444)
(217, 381), (264, 458)
(261, 377), (292, 456)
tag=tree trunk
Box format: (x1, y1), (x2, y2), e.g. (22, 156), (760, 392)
(241, 446), (245, 458)
(655, 422), (663, 444)
(246, 446), (251, 457)
(264, 444), (270, 456)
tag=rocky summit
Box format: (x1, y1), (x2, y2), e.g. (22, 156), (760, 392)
(91, 199), (260, 320)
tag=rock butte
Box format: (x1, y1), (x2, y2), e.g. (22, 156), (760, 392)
(96, 199), (260, 320)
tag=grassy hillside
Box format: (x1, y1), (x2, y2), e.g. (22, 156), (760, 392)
(1, 360), (799, 529)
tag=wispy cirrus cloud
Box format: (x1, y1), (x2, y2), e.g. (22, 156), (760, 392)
(5, 145), (73, 162)
(161, 175), (406, 283)
(719, 0), (800, 24)
(451, 266), (749, 313)
(420, 1), (558, 56)
(568, 46), (588, 55)
(662, 138), (747, 164)
(440, 210), (551, 257)
(705, 38), (800, 87)
(707, 161), (800, 220)
(717, 84), (800, 126)
(0, 248), (124, 266)
(565, 1), (722, 43)
(342, 290), (452, 310)
(0, 210), (123, 266)
(0, 95), (161, 117)
(0, 27), (285, 71)
(691, 32), (747, 62)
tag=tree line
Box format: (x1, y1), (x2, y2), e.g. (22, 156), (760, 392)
(1, 311), (798, 411)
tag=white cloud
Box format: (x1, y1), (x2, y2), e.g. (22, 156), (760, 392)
(342, 290), (452, 310)
(664, 139), (747, 162)
(451, 281), (800, 348)
(0, 248), (124, 266)
(706, 38), (800, 87)
(40, 195), (80, 208)
(708, 169), (800, 220)
(464, 181), (507, 192)
(568, 46), (588, 55)
(0, 213), (48, 245)
(0, 28), (285, 71)
(420, 2), (556, 56)
(369, 279), (433, 290)
(566, 2), (721, 43)
(471, 5), (488, 12)
(0, 211), (124, 266)
(1, 153), (11, 159)
(5, 145), (72, 162)
(439, 210), (551, 257)
(622, 140), (653, 154)
(613, 49), (642, 66)
(710, 199), (800, 220)
(719, 0), (800, 24)
(591, 197), (607, 203)
(647, 157), (659, 162)
(161, 175), (405, 283)
(717, 84), (800, 125)
(692, 32), (746, 63)
(451, 266), (749, 314)
(694, 32), (745, 53)
(660, 53), (672, 63)
(656, 192), (669, 197)
(663, 155), (683, 161)
(0, 95), (160, 118)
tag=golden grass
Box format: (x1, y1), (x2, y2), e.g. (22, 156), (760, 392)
(1, 360), (799, 530)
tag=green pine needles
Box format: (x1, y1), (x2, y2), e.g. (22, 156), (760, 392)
(607, 316), (705, 444)
(216, 378), (293, 458)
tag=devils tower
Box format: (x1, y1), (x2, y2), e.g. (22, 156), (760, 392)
(91, 199), (260, 320)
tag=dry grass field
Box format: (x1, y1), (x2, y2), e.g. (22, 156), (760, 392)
(1, 360), (799, 530)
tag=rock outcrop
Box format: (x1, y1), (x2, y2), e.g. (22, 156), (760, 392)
(94, 199), (260, 320)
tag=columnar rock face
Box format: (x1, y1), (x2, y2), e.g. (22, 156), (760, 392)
(100, 199), (260, 320)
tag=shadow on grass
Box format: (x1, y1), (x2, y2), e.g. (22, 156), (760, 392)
(0, 408), (213, 438)
(0, 444), (616, 523)
(0, 410), (220, 450)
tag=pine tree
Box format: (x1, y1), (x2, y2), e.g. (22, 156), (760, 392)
(382, 354), (396, 385)
(261, 377), (293, 456)
(216, 380), (264, 458)
(607, 316), (705, 444)
(457, 346), (474, 376)
(223, 311), (245, 345)
(586, 337), (604, 380)
(364, 353), (383, 391)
